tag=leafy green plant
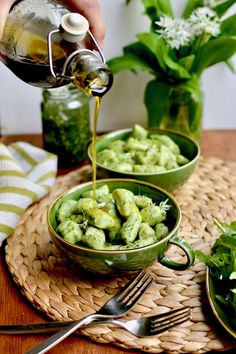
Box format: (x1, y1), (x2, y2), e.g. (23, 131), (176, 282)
(196, 218), (236, 316)
(107, 0), (236, 130)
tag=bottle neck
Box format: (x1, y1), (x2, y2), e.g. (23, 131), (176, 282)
(62, 50), (113, 97)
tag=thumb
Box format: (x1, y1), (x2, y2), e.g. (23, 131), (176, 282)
(0, 1), (16, 41)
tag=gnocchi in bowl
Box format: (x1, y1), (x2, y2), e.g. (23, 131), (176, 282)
(88, 125), (200, 191)
(47, 179), (195, 275)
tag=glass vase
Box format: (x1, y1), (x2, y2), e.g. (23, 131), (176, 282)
(146, 76), (203, 143)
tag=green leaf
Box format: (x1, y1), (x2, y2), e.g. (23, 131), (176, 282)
(144, 79), (171, 127)
(225, 59), (236, 73)
(213, 0), (236, 18)
(215, 295), (230, 307)
(181, 0), (204, 19)
(230, 222), (236, 231)
(137, 33), (167, 70)
(107, 54), (154, 74)
(123, 41), (163, 73)
(220, 235), (236, 249)
(141, 0), (173, 20)
(137, 33), (191, 79)
(179, 75), (202, 130)
(192, 37), (236, 74)
(107, 40), (166, 77)
(178, 54), (195, 72)
(163, 53), (191, 79)
(221, 14), (236, 36)
(197, 218), (236, 314)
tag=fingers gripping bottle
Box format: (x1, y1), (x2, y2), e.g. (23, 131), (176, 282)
(0, 0), (113, 96)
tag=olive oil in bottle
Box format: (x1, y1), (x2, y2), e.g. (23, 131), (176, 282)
(0, 0), (113, 96)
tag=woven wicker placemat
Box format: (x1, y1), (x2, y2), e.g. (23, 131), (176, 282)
(5, 157), (236, 353)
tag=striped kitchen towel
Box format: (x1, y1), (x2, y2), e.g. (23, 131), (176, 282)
(0, 142), (57, 246)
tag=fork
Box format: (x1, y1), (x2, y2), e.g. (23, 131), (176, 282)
(25, 269), (154, 354)
(0, 306), (191, 337)
(102, 306), (191, 336)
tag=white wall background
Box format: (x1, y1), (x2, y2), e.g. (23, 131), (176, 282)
(0, 0), (235, 135)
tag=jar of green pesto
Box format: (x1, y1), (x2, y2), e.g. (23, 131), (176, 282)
(41, 85), (91, 168)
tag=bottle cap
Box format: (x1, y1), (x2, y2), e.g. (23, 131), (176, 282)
(61, 13), (89, 42)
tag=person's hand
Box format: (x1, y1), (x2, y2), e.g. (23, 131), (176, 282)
(0, 0), (15, 40)
(0, 0), (105, 47)
(64, 0), (105, 48)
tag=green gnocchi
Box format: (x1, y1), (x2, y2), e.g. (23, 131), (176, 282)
(96, 124), (189, 173)
(56, 184), (171, 251)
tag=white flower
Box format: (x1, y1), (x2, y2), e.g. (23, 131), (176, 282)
(155, 15), (192, 50)
(188, 6), (221, 37)
(154, 7), (221, 50)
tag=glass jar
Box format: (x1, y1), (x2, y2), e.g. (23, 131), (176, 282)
(41, 85), (91, 168)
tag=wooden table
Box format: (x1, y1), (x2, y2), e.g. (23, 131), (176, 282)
(0, 130), (236, 354)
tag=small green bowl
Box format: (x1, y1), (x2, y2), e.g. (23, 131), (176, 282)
(47, 179), (195, 276)
(88, 128), (200, 191)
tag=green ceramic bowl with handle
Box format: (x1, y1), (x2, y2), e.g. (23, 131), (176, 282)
(47, 178), (195, 276)
(88, 128), (200, 191)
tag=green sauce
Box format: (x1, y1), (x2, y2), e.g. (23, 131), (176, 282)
(41, 86), (91, 168)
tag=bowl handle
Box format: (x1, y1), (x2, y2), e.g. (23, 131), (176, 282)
(158, 236), (195, 270)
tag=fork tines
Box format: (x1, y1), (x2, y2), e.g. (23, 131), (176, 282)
(119, 270), (154, 306)
(151, 306), (191, 334)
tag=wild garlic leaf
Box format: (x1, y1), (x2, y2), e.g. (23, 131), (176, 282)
(142, 0), (173, 19)
(196, 219), (236, 315)
(144, 80), (172, 127)
(213, 0), (236, 18)
(192, 36), (236, 74)
(220, 13), (236, 36)
(182, 0), (203, 19)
